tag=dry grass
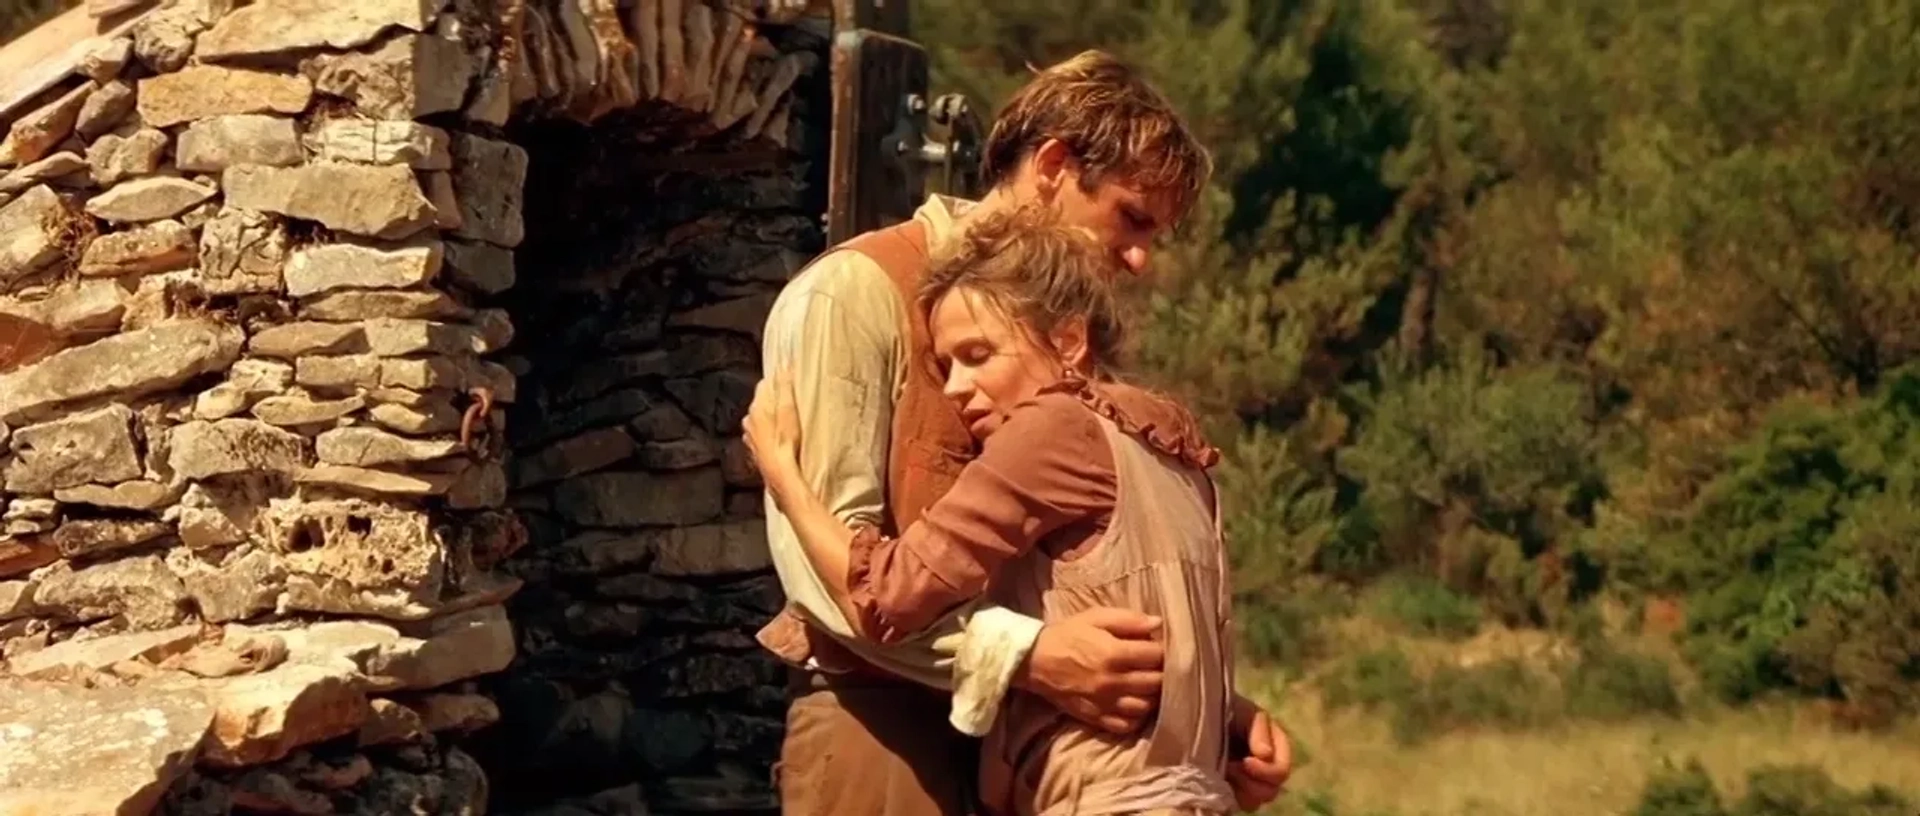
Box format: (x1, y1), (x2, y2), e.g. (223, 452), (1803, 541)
(1241, 666), (1920, 816)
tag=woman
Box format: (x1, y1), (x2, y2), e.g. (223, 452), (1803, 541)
(744, 206), (1239, 816)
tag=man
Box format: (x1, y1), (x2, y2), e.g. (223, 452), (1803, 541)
(758, 50), (1292, 815)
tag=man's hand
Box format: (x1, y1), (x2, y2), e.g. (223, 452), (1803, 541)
(1226, 694), (1293, 812)
(1012, 607), (1165, 735)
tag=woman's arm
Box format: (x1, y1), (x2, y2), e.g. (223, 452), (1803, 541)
(761, 460), (867, 628)
(747, 383), (1116, 644)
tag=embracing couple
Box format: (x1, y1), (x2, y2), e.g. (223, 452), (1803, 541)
(745, 50), (1292, 816)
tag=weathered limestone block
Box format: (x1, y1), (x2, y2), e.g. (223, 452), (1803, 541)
(0, 185), (70, 287)
(249, 321), (364, 357)
(269, 499), (447, 617)
(247, 314), (483, 362)
(636, 433), (718, 470)
(166, 545), (284, 622)
(296, 464), (454, 497)
(270, 604), (515, 691)
(442, 239), (515, 295)
(368, 399), (463, 435)
(4, 624), (199, 678)
(300, 289), (468, 321)
(293, 354), (384, 390)
(50, 518), (174, 559)
(665, 368), (757, 434)
(84, 177), (217, 224)
(1, 579), (37, 620)
(359, 696), (426, 745)
(448, 461), (507, 509)
(168, 419), (311, 480)
(190, 662), (369, 767)
(365, 317), (488, 356)
(0, 84), (91, 169)
(193, 358), (295, 421)
(0, 152), (88, 197)
(3, 404), (142, 493)
(513, 425), (634, 488)
(198, 0), (448, 60)
(649, 520), (770, 576)
(0, 279), (126, 344)
(553, 466), (724, 527)
(671, 292), (776, 342)
(31, 554), (187, 627)
(77, 219), (196, 276)
(132, 0), (212, 73)
(414, 692), (501, 734)
(75, 80), (137, 139)
(424, 170), (463, 230)
(283, 238), (443, 297)
(138, 66), (314, 128)
(306, 119), (452, 169)
(0, 319), (244, 424)
(3, 500), (58, 539)
(86, 128), (169, 186)
(55, 480), (183, 511)
(78, 38), (134, 84)
(448, 133), (529, 247)
(168, 477), (276, 549)
(199, 207), (290, 296)
(304, 33), (475, 120)
(0, 680), (212, 816)
(315, 426), (463, 466)
(253, 392), (367, 426)
(177, 115), (304, 172)
(225, 163), (436, 240)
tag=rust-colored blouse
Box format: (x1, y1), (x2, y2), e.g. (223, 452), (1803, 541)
(846, 378), (1221, 643)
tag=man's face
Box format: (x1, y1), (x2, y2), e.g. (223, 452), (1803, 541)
(1048, 173), (1179, 276)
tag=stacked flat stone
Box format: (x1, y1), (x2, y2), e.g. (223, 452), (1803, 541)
(0, 0), (819, 811)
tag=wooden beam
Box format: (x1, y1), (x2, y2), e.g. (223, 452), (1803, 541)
(0, 2), (158, 129)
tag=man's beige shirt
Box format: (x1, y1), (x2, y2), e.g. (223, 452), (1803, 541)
(760, 195), (1043, 732)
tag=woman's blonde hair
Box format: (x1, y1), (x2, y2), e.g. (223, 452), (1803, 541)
(917, 206), (1130, 379)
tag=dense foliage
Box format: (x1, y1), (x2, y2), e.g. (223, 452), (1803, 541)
(917, 0), (1920, 723)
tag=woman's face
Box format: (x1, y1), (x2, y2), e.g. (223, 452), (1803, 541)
(929, 288), (1076, 439)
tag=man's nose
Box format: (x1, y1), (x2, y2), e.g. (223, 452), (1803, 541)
(1119, 245), (1150, 275)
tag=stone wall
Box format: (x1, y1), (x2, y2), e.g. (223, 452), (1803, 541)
(0, 0), (824, 813)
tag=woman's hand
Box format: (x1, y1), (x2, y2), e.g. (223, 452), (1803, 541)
(743, 369), (805, 500)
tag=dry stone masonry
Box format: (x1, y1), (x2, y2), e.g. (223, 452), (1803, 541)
(0, 0), (827, 812)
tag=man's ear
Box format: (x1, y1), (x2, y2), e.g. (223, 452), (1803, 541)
(1030, 138), (1072, 196)
(1049, 316), (1092, 372)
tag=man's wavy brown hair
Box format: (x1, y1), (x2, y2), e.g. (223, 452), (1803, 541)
(917, 205), (1129, 379)
(981, 50), (1212, 222)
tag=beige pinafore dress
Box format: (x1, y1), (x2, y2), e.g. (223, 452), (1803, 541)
(979, 411), (1237, 816)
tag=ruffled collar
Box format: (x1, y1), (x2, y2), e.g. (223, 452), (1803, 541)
(1040, 372), (1222, 470)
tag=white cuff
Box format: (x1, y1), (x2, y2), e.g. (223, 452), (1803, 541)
(947, 606), (1044, 737)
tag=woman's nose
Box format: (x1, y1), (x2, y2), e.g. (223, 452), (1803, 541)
(942, 369), (972, 402)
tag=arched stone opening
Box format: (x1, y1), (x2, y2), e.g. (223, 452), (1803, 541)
(0, 0), (830, 811)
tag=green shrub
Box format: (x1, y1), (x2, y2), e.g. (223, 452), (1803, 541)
(1632, 760), (1915, 816)
(1363, 573), (1484, 640)
(1734, 765), (1912, 816)
(1662, 367), (1920, 718)
(1633, 759), (1728, 816)
(1560, 641), (1683, 721)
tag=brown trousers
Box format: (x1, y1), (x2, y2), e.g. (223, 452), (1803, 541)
(777, 667), (980, 816)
